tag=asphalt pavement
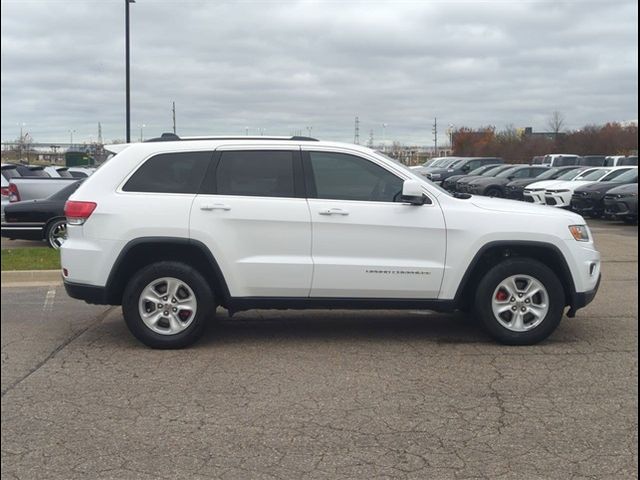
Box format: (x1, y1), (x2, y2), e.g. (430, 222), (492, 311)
(1, 219), (637, 479)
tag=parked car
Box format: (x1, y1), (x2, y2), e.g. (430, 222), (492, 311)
(8, 176), (80, 203)
(421, 157), (503, 184)
(442, 164), (504, 192)
(61, 135), (600, 348)
(44, 166), (74, 178)
(1, 175), (9, 223)
(544, 167), (636, 208)
(467, 166), (550, 197)
(2, 180), (83, 248)
(604, 155), (638, 167)
(413, 157), (461, 177)
(524, 167), (597, 204)
(578, 156), (606, 167)
(505, 166), (585, 200)
(603, 183), (638, 224)
(409, 156), (451, 170)
(570, 168), (638, 218)
(455, 164), (515, 193)
(542, 154), (581, 167)
(19, 165), (50, 177)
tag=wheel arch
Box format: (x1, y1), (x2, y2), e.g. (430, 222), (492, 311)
(454, 240), (577, 310)
(104, 237), (231, 307)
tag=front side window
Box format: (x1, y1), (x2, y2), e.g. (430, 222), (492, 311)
(215, 151), (295, 198)
(309, 152), (403, 202)
(123, 151), (212, 193)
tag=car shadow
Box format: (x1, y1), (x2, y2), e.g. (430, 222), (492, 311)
(195, 309), (492, 347)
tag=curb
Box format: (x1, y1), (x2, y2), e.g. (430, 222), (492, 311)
(1, 269), (62, 286)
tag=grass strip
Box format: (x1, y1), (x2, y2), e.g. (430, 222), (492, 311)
(1, 247), (61, 271)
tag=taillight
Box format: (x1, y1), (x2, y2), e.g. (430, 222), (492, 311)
(64, 201), (97, 225)
(0, 186), (9, 197)
(8, 183), (19, 202)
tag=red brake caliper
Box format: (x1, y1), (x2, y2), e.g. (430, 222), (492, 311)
(496, 290), (509, 301)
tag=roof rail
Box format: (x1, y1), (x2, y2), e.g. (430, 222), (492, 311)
(144, 133), (319, 142)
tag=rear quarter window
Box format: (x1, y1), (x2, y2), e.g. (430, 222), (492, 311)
(123, 151), (213, 194)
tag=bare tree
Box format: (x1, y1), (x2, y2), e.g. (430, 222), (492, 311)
(548, 111), (565, 135)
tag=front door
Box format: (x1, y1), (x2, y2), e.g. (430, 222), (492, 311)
(304, 149), (447, 299)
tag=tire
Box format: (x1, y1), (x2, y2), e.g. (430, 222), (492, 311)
(45, 218), (68, 249)
(485, 187), (503, 198)
(474, 258), (565, 345)
(122, 261), (215, 349)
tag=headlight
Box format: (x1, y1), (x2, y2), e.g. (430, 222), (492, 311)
(569, 225), (590, 242)
(548, 189), (570, 194)
(430, 173), (441, 180)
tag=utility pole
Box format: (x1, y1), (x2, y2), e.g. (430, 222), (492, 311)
(382, 123), (387, 151)
(125, 0), (135, 143)
(432, 117), (438, 156)
(367, 129), (374, 148)
(172, 101), (176, 134)
(98, 122), (103, 145)
(354, 116), (360, 144)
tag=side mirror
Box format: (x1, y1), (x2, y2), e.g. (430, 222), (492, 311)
(401, 179), (427, 205)
(461, 164), (471, 172)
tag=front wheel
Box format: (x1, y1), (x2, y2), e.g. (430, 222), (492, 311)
(474, 258), (565, 345)
(485, 187), (503, 198)
(122, 261), (215, 349)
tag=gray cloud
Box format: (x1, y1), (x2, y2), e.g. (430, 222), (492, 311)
(1, 0), (637, 145)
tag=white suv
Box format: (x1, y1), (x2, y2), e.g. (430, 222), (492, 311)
(61, 135), (601, 348)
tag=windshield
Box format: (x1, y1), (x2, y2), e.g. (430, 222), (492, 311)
(619, 157), (638, 166)
(534, 168), (562, 180)
(448, 159), (466, 169)
(482, 165), (510, 176)
(468, 165), (494, 176)
(556, 168), (586, 181)
(496, 167), (521, 178)
(1, 167), (21, 179)
(577, 169), (610, 181)
(601, 168), (637, 182)
(57, 169), (74, 178)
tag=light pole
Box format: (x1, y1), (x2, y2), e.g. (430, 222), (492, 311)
(382, 123), (387, 151)
(448, 124), (454, 152)
(139, 123), (146, 142)
(306, 126), (313, 137)
(17, 123), (26, 162)
(69, 129), (76, 147)
(125, 0), (135, 143)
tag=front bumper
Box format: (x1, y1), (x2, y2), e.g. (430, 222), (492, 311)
(545, 191), (571, 207)
(603, 195), (638, 218)
(568, 274), (601, 317)
(570, 195), (602, 215)
(505, 188), (524, 200)
(523, 189), (545, 204)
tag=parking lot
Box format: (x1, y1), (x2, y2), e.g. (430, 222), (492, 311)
(1, 219), (637, 479)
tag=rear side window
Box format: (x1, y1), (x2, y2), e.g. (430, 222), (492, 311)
(123, 151), (212, 193)
(1, 167), (20, 179)
(215, 151), (295, 198)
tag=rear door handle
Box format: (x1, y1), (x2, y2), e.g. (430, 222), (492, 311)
(319, 208), (349, 216)
(201, 203), (231, 211)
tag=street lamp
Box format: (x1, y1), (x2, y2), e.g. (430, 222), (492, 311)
(448, 124), (455, 152)
(382, 123), (388, 151)
(69, 129), (76, 147)
(125, 0), (136, 143)
(139, 123), (146, 142)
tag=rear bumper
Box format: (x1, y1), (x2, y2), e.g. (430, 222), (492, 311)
(63, 280), (112, 305)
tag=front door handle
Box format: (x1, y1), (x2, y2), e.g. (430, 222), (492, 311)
(201, 203), (231, 211)
(319, 208), (349, 216)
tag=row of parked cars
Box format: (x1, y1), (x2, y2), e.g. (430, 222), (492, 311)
(413, 155), (638, 224)
(1, 163), (96, 247)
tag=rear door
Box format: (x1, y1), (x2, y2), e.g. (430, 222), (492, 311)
(303, 148), (446, 299)
(190, 146), (313, 298)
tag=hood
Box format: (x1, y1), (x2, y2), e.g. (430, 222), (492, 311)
(575, 181), (627, 194)
(547, 180), (596, 191)
(525, 179), (564, 190)
(506, 178), (538, 188)
(470, 195), (584, 222)
(605, 183), (638, 195)
(469, 176), (509, 186)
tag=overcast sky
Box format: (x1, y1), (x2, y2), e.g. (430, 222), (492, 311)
(1, 0), (637, 146)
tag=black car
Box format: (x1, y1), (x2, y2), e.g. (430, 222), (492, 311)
(443, 164), (502, 192)
(571, 169), (638, 218)
(505, 166), (586, 200)
(603, 183), (638, 224)
(455, 164), (515, 194)
(467, 166), (550, 197)
(1, 180), (83, 248)
(422, 157), (503, 183)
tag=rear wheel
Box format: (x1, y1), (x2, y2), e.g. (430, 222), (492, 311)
(122, 261), (215, 348)
(45, 218), (67, 249)
(474, 258), (565, 345)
